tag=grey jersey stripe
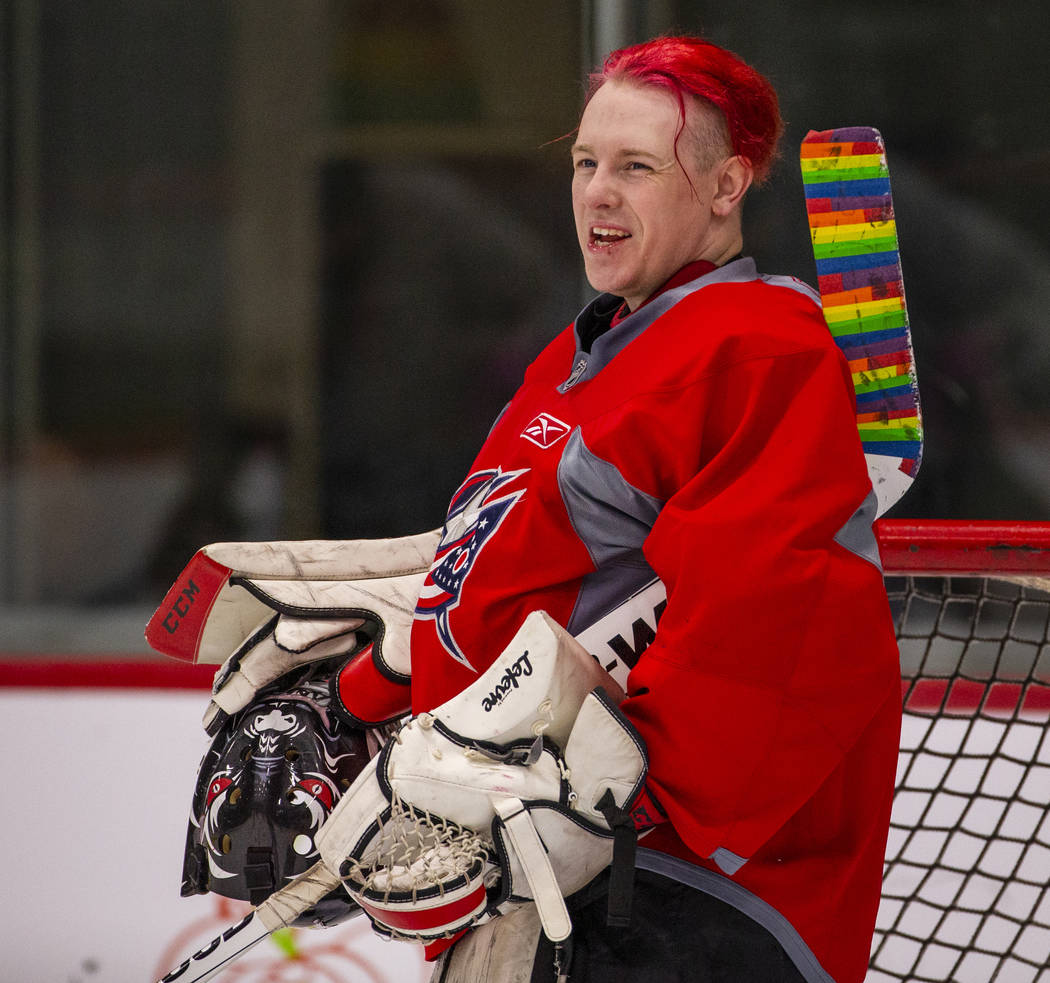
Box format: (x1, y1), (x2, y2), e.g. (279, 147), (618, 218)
(557, 427), (664, 568)
(558, 427), (664, 636)
(710, 846), (749, 876)
(834, 487), (882, 570)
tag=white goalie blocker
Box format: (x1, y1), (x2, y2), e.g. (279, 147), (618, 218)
(144, 523), (664, 738)
(145, 530), (441, 733)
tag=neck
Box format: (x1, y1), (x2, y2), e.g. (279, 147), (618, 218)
(700, 216), (744, 268)
(705, 236), (743, 267)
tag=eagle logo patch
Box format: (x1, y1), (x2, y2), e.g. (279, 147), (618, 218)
(415, 467), (528, 669)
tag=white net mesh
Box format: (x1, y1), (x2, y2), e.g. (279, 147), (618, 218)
(869, 573), (1050, 983)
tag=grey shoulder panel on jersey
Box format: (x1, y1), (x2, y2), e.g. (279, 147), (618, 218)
(557, 427), (664, 568)
(557, 427), (664, 635)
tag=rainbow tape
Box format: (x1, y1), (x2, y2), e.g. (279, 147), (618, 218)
(801, 127), (922, 514)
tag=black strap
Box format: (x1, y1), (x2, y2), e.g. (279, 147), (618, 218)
(595, 788), (638, 928)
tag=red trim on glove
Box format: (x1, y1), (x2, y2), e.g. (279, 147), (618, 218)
(356, 880), (487, 934)
(423, 928), (470, 961)
(145, 551), (232, 663)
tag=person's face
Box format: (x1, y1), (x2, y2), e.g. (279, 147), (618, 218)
(571, 81), (728, 311)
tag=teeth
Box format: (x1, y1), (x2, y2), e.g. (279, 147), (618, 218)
(592, 227), (629, 238)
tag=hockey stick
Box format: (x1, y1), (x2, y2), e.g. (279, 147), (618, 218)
(155, 912), (268, 983)
(801, 126), (922, 516)
(154, 864), (342, 983)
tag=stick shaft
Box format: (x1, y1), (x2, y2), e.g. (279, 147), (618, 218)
(156, 863), (342, 982)
(156, 912), (269, 983)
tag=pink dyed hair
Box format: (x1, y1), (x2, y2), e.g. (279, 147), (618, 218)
(588, 36), (783, 183)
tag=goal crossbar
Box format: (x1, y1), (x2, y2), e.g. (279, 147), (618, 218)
(878, 519), (1050, 585)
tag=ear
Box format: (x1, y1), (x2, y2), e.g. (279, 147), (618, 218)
(711, 156), (753, 217)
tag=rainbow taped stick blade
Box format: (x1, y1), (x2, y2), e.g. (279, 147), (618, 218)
(801, 126), (922, 516)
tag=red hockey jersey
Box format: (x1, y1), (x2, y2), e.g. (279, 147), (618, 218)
(410, 258), (902, 983)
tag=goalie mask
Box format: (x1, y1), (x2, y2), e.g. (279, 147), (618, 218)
(181, 665), (370, 923)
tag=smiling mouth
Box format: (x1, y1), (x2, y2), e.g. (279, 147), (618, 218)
(590, 226), (631, 248)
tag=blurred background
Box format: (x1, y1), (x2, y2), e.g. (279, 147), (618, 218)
(3, 0), (1049, 654)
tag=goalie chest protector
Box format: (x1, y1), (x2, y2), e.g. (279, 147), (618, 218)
(410, 258), (902, 983)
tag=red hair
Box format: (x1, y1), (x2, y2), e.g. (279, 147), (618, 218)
(588, 36), (783, 183)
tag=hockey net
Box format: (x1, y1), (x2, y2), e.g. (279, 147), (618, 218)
(870, 520), (1050, 983)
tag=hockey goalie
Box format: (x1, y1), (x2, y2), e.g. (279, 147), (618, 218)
(148, 34), (908, 983)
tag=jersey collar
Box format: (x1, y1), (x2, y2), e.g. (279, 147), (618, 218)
(561, 257), (760, 392)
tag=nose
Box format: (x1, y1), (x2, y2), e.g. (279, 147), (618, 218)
(581, 163), (620, 209)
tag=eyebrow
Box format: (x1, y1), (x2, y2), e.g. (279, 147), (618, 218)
(570, 143), (664, 161)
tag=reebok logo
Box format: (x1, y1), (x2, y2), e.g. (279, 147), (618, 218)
(521, 413), (571, 449)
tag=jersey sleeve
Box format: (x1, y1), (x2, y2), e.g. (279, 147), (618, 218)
(622, 340), (901, 870)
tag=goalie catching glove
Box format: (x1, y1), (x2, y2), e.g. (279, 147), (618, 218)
(311, 611), (646, 955)
(145, 530), (440, 734)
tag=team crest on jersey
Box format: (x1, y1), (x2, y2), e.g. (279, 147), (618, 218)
(521, 412), (571, 449)
(415, 467), (529, 669)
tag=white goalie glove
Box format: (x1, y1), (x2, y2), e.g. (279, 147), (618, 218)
(328, 692), (644, 944)
(307, 611), (646, 951)
(145, 530), (440, 734)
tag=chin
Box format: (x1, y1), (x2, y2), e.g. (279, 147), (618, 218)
(584, 267), (630, 299)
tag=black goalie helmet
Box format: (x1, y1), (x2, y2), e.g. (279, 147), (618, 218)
(181, 663), (371, 925)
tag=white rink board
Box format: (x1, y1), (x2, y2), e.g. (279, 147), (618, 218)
(1, 688), (430, 983)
